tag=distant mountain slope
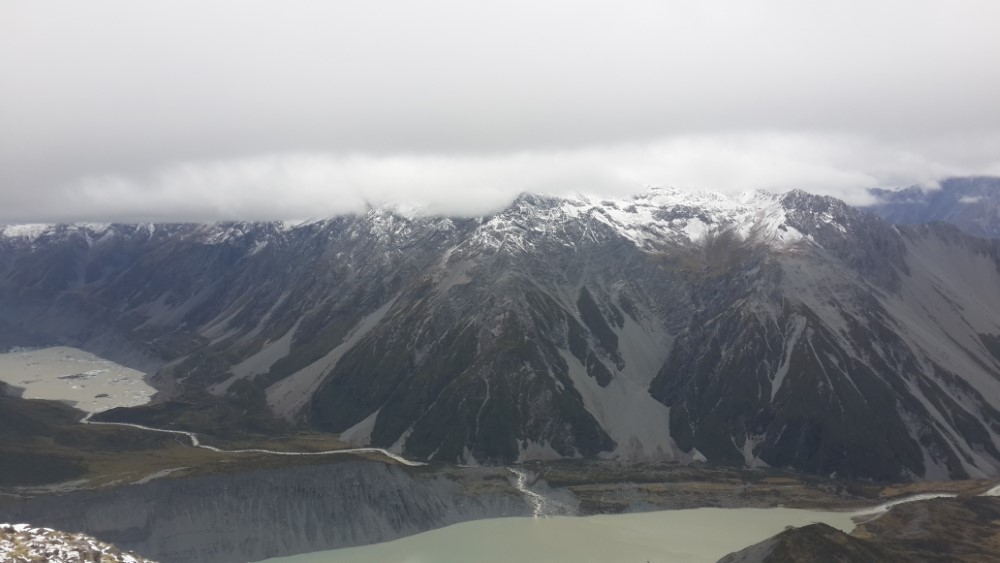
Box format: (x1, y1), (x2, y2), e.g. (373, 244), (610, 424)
(867, 176), (1000, 239)
(3, 187), (1000, 481)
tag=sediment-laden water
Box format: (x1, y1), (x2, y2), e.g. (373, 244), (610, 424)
(0, 346), (155, 412)
(258, 506), (859, 563)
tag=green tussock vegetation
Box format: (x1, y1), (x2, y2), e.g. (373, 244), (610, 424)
(0, 388), (377, 493)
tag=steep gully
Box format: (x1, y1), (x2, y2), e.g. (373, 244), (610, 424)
(507, 467), (548, 517)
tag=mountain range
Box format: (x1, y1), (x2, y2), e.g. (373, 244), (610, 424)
(3, 183), (1000, 482)
(868, 176), (1000, 239)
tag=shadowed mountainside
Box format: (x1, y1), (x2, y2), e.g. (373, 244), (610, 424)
(3, 187), (1000, 481)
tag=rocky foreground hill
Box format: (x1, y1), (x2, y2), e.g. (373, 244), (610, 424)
(0, 523), (156, 563)
(719, 494), (1000, 562)
(3, 185), (1000, 481)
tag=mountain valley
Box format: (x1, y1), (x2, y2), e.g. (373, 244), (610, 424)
(3, 185), (1000, 482)
(4, 183), (1000, 561)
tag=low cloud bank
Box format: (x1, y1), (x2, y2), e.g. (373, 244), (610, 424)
(4, 132), (998, 224)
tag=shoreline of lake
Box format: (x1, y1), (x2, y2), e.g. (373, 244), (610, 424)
(258, 506), (862, 563)
(0, 346), (155, 413)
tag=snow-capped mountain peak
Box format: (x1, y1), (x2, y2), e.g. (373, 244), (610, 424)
(460, 188), (810, 257)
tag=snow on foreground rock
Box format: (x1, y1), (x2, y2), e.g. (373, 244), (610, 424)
(0, 523), (156, 563)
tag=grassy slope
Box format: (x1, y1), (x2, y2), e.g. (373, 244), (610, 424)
(0, 383), (371, 491)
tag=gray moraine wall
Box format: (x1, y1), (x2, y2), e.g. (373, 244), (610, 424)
(0, 461), (532, 563)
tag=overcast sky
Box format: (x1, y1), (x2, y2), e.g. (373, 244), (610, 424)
(2, 0), (999, 223)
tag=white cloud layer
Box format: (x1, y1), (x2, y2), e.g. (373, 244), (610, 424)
(3, 131), (991, 223)
(1, 0), (999, 222)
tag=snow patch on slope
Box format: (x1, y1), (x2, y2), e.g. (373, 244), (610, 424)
(737, 434), (770, 469)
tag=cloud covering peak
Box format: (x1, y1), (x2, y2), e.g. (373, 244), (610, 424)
(2, 0), (999, 222)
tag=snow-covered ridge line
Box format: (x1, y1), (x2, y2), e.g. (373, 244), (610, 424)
(566, 187), (807, 246)
(0, 222), (154, 244)
(0, 187), (809, 243)
(79, 412), (426, 468)
(461, 187), (819, 256)
(0, 187), (847, 264)
(1, 223), (53, 240)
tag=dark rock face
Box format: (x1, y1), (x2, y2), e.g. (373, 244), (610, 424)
(868, 176), (1000, 239)
(3, 186), (1000, 480)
